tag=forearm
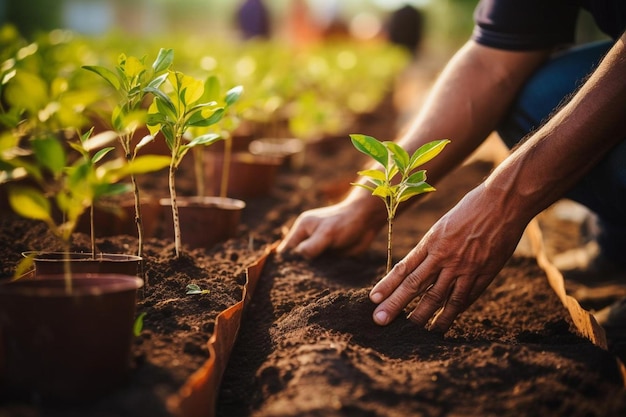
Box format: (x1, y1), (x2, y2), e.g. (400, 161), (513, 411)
(486, 33), (626, 223)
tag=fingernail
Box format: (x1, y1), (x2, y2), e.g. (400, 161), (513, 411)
(370, 291), (383, 303)
(374, 310), (388, 325)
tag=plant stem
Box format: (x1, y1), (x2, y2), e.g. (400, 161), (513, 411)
(169, 156), (181, 258)
(386, 218), (393, 275)
(90, 204), (95, 258)
(220, 134), (232, 198)
(131, 172), (144, 258)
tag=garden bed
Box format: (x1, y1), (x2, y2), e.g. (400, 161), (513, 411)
(1, 114), (626, 416)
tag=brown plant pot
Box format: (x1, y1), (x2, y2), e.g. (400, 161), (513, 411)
(159, 196), (246, 249)
(25, 252), (143, 277)
(248, 137), (305, 170)
(75, 197), (163, 239)
(0, 274), (144, 404)
(204, 152), (282, 199)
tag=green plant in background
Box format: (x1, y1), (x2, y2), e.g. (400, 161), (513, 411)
(82, 48), (173, 258)
(187, 75), (243, 198)
(350, 134), (450, 274)
(3, 129), (128, 291)
(145, 69), (241, 258)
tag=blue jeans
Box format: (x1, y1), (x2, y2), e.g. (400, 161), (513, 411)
(497, 41), (626, 266)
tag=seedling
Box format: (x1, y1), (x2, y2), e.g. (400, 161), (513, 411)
(350, 134), (449, 274)
(5, 129), (132, 291)
(82, 49), (173, 258)
(133, 312), (147, 337)
(145, 67), (242, 257)
(186, 283), (210, 295)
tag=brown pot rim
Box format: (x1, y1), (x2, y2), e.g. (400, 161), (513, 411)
(0, 274), (144, 297)
(22, 251), (143, 262)
(159, 196), (246, 210)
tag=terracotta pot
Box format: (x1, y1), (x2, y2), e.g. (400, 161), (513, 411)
(159, 196), (245, 249)
(248, 137), (305, 169)
(0, 274), (143, 404)
(75, 197), (163, 239)
(204, 152), (282, 199)
(25, 252), (143, 277)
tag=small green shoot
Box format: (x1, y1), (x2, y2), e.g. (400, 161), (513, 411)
(133, 312), (147, 337)
(186, 283), (210, 295)
(350, 134), (450, 274)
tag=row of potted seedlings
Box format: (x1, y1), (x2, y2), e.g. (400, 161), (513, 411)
(0, 45), (254, 404)
(0, 27), (411, 409)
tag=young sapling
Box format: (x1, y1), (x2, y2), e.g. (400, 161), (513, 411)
(82, 48), (173, 258)
(145, 69), (242, 257)
(350, 134), (449, 274)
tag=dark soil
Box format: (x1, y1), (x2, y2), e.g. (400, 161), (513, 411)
(1, 92), (626, 416)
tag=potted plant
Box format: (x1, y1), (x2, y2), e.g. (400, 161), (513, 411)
(350, 134), (449, 273)
(0, 121), (143, 405)
(82, 48), (173, 258)
(145, 65), (245, 255)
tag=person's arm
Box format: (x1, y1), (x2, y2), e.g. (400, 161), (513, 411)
(370, 33), (626, 332)
(278, 40), (550, 258)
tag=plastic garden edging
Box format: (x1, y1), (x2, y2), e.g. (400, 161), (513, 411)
(166, 241), (277, 417)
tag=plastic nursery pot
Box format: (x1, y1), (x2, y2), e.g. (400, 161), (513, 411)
(0, 274), (144, 404)
(24, 252), (144, 277)
(159, 196), (246, 249)
(204, 151), (283, 199)
(248, 137), (305, 170)
(75, 197), (163, 239)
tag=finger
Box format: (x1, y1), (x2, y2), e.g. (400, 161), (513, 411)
(293, 231), (333, 259)
(431, 276), (489, 332)
(276, 217), (313, 254)
(406, 267), (457, 328)
(369, 245), (428, 304)
(371, 256), (439, 326)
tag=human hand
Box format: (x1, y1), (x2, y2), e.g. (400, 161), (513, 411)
(277, 198), (385, 259)
(369, 184), (528, 332)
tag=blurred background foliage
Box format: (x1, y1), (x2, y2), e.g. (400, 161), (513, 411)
(0, 0), (477, 53)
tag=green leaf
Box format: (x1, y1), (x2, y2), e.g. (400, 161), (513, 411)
(406, 170), (426, 184)
(350, 134), (388, 169)
(82, 130), (118, 152)
(351, 182), (376, 193)
(116, 155), (171, 176)
(92, 146), (115, 164)
(82, 65), (121, 90)
(186, 283), (210, 295)
(384, 141), (409, 173)
(408, 139), (450, 171)
(186, 133), (222, 148)
(187, 107), (224, 127)
(32, 136), (66, 176)
(7, 185), (52, 222)
(398, 182), (435, 203)
(356, 169), (385, 181)
(146, 72), (169, 90)
(372, 184), (391, 199)
(225, 85), (244, 106)
(203, 75), (221, 102)
(5, 71), (48, 115)
(152, 48), (174, 74)
(144, 86), (177, 116)
(133, 312), (147, 337)
(136, 134), (155, 150)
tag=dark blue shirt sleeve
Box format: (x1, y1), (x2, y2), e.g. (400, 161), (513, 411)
(472, 0), (581, 50)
